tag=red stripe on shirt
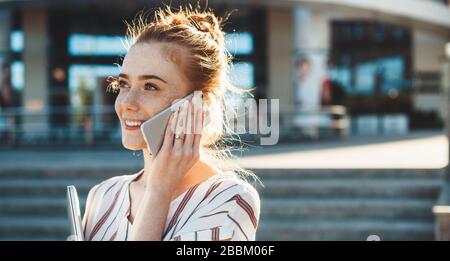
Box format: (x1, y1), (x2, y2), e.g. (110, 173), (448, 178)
(211, 226), (220, 241)
(109, 230), (118, 241)
(176, 181), (225, 232)
(163, 184), (200, 239)
(203, 181), (222, 201)
(228, 194), (258, 228)
(88, 185), (123, 241)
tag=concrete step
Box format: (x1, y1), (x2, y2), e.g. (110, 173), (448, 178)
(0, 198), (437, 238)
(0, 197), (87, 217)
(0, 168), (443, 180)
(257, 179), (442, 199)
(0, 236), (64, 241)
(256, 219), (434, 241)
(0, 168), (137, 180)
(0, 217), (69, 241)
(0, 179), (100, 197)
(0, 177), (442, 199)
(0, 168), (442, 241)
(253, 168), (445, 180)
(261, 198), (435, 221)
(0, 217), (434, 241)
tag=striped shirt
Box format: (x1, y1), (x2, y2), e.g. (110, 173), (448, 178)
(82, 169), (260, 241)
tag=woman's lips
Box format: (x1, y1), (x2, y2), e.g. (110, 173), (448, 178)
(124, 119), (145, 131)
(125, 124), (141, 131)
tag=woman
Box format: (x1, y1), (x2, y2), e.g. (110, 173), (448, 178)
(81, 6), (260, 241)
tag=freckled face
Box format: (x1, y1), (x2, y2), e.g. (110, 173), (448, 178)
(115, 42), (192, 151)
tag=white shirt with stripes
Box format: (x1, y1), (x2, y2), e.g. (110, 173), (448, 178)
(82, 169), (260, 241)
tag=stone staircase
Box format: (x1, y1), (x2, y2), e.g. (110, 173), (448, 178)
(0, 168), (134, 241)
(0, 168), (444, 241)
(255, 169), (444, 241)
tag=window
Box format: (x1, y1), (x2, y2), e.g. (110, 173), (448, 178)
(378, 56), (405, 92)
(10, 30), (23, 52)
(225, 32), (253, 56)
(224, 32), (255, 111)
(229, 62), (254, 89)
(68, 34), (127, 56)
(355, 62), (376, 94)
(11, 61), (24, 91)
(68, 64), (120, 107)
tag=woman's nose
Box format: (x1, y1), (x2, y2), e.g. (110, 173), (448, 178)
(121, 88), (140, 111)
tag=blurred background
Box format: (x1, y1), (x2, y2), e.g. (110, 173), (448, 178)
(1, 0), (450, 241)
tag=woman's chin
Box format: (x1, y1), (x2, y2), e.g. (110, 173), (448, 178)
(122, 140), (146, 151)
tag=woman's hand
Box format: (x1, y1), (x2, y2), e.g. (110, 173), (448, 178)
(129, 94), (204, 241)
(145, 95), (204, 195)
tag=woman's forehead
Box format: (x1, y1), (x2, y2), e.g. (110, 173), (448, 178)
(120, 42), (191, 93)
(121, 42), (188, 75)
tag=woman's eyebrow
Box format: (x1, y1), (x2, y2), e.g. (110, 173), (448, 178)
(138, 75), (167, 84)
(118, 73), (167, 84)
(118, 73), (129, 79)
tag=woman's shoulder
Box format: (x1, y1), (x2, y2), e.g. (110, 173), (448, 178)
(207, 171), (261, 208)
(190, 171), (261, 238)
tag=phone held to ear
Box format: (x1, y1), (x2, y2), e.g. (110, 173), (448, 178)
(140, 92), (197, 156)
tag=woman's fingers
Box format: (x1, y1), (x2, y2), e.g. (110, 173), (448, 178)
(162, 94), (203, 163)
(173, 100), (189, 151)
(193, 104), (204, 154)
(183, 100), (195, 149)
(192, 92), (202, 133)
(170, 104), (180, 134)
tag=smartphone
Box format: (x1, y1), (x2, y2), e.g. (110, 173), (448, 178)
(140, 92), (195, 156)
(66, 185), (84, 241)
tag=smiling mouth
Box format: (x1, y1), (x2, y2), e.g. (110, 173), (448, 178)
(124, 120), (145, 128)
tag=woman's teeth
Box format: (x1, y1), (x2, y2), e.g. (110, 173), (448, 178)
(125, 120), (142, 127)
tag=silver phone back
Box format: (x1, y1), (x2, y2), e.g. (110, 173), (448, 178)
(140, 109), (172, 156)
(140, 93), (194, 156)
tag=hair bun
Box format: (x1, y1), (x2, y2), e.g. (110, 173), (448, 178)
(188, 13), (223, 45)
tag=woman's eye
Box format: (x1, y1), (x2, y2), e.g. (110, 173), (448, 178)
(144, 83), (157, 91)
(118, 80), (129, 88)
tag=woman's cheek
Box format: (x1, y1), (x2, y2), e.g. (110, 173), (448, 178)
(114, 93), (124, 119)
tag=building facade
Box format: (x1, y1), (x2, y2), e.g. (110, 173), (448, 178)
(0, 0), (449, 145)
